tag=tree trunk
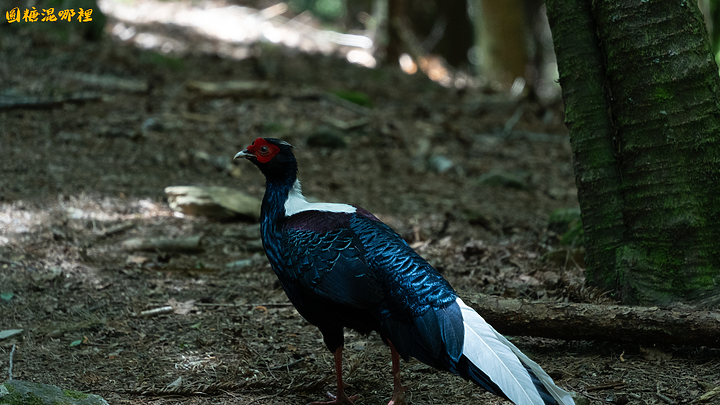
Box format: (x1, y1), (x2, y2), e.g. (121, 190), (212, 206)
(547, 0), (720, 307)
(433, 0), (474, 69)
(460, 293), (720, 348)
(473, 0), (527, 85)
(385, 0), (407, 65)
(545, 0), (625, 298)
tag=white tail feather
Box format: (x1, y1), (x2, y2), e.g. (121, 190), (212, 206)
(457, 298), (574, 405)
(488, 327), (575, 405)
(457, 298), (542, 405)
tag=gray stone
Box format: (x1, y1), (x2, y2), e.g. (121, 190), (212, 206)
(306, 127), (347, 149)
(0, 380), (108, 405)
(429, 155), (454, 174)
(165, 186), (261, 221)
(476, 170), (528, 190)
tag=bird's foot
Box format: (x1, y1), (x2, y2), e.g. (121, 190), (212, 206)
(387, 385), (407, 405)
(308, 391), (360, 405)
(388, 385), (407, 405)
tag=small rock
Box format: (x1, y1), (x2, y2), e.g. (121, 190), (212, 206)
(0, 329), (23, 340)
(126, 255), (149, 265)
(226, 259), (254, 270)
(165, 186), (261, 221)
(141, 118), (164, 133)
(476, 170), (528, 190)
(429, 155), (454, 174)
(307, 126), (346, 149)
(166, 376), (183, 388)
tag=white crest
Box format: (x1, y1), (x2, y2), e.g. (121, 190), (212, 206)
(284, 180), (356, 216)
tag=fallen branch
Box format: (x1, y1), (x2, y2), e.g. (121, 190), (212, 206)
(186, 80), (270, 98)
(586, 381), (625, 391)
(460, 292), (720, 347)
(8, 344), (15, 380)
(0, 92), (102, 110)
(697, 386), (720, 403)
(122, 236), (204, 253)
(138, 306), (174, 318)
(67, 72), (148, 93)
(100, 221), (135, 237)
(131, 380), (264, 396)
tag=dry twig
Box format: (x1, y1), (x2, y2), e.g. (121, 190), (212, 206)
(8, 344), (15, 380)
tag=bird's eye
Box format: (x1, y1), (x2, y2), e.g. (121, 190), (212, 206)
(259, 145), (270, 156)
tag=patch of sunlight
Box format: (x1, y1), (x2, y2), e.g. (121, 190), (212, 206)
(98, 0), (374, 61)
(399, 53), (416, 75)
(0, 195), (176, 247)
(0, 203), (51, 246)
(346, 49), (376, 68)
(175, 353), (221, 372)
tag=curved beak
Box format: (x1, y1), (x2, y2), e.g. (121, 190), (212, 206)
(234, 149), (253, 160)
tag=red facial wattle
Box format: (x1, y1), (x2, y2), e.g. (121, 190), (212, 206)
(246, 138), (280, 164)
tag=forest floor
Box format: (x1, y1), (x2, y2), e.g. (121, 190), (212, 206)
(1, 17), (719, 405)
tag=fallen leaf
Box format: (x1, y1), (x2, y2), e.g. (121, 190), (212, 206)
(168, 298), (196, 315)
(640, 346), (672, 362)
(126, 255), (149, 265)
(0, 329), (23, 340)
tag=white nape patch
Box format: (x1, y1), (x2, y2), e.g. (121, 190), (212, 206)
(284, 180), (356, 216)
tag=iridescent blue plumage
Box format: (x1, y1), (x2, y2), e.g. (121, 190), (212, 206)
(235, 137), (574, 405)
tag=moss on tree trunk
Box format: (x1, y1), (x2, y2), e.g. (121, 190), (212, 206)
(547, 0), (720, 307)
(545, 0), (626, 296)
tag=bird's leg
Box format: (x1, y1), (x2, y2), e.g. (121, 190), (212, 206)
(387, 341), (407, 405)
(309, 347), (360, 405)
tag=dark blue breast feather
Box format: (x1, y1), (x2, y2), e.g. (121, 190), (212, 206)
(273, 209), (464, 373)
(281, 211), (383, 309)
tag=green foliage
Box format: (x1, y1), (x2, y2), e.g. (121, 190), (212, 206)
(654, 86), (673, 101)
(142, 52), (184, 71)
(2, 380), (105, 405)
(69, 339), (82, 347)
(289, 0), (347, 22)
(331, 90), (373, 108)
(261, 122), (285, 133)
(62, 390), (88, 400)
(0, 291), (13, 301)
(548, 208), (584, 247)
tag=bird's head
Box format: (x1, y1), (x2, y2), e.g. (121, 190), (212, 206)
(234, 137), (297, 182)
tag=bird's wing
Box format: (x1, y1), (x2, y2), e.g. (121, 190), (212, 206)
(281, 211), (383, 308)
(349, 214), (463, 363)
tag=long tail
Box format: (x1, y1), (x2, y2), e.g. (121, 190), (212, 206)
(456, 298), (575, 405)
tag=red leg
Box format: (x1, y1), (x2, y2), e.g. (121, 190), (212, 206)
(387, 341), (407, 405)
(309, 347), (360, 405)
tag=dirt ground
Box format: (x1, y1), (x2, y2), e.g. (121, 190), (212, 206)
(1, 22), (719, 405)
